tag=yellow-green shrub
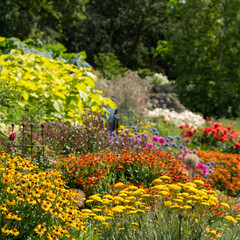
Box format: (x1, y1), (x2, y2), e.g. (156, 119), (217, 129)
(0, 49), (115, 122)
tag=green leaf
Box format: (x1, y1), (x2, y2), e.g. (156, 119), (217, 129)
(79, 90), (88, 101)
(0, 130), (8, 139)
(53, 100), (64, 112)
(23, 91), (29, 101)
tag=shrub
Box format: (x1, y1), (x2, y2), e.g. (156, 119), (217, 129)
(94, 52), (127, 80)
(0, 50), (115, 124)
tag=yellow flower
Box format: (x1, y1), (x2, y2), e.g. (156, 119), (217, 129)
(168, 184), (181, 191)
(152, 179), (163, 185)
(224, 216), (236, 224)
(193, 180), (204, 185)
(160, 176), (171, 180)
(221, 203), (230, 209)
(131, 222), (139, 226)
(118, 228), (125, 231)
(6, 198), (16, 206)
(93, 215), (106, 221)
(114, 182), (124, 189)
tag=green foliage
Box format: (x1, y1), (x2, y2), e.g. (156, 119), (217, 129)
(94, 52), (127, 80)
(65, 0), (168, 70)
(163, 0), (240, 118)
(0, 0), (88, 43)
(0, 37), (91, 69)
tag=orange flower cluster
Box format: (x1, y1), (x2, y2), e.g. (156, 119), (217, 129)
(197, 149), (240, 196)
(57, 150), (190, 195)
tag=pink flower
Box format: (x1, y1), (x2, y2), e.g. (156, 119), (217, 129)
(158, 137), (166, 144)
(152, 136), (158, 142)
(9, 133), (16, 141)
(197, 163), (208, 176)
(146, 143), (153, 149)
(182, 153), (187, 158)
(34, 135), (39, 141)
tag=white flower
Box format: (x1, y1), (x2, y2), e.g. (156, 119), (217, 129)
(148, 108), (205, 127)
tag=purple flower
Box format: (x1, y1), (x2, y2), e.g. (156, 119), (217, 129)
(193, 150), (197, 154)
(120, 132), (125, 137)
(153, 128), (157, 132)
(129, 121), (133, 126)
(176, 136), (181, 140)
(133, 126), (137, 131)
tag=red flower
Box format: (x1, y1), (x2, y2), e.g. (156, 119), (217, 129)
(234, 142), (240, 149)
(187, 130), (194, 137)
(179, 125), (184, 129)
(227, 125), (232, 130)
(9, 133), (16, 141)
(206, 118), (211, 123)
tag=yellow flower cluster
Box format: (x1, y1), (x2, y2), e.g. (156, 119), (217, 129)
(0, 152), (86, 239)
(83, 183), (152, 231)
(152, 177), (221, 210)
(118, 125), (148, 137)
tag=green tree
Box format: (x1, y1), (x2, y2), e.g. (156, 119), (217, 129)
(161, 0), (240, 118)
(64, 0), (168, 69)
(0, 0), (88, 43)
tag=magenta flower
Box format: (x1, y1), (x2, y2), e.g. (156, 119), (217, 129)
(158, 137), (166, 144)
(9, 133), (16, 141)
(146, 143), (153, 149)
(152, 136), (158, 142)
(197, 163), (208, 176)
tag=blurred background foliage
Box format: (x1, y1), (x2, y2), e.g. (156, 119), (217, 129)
(0, 0), (240, 118)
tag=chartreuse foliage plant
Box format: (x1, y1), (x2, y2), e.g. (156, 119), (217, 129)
(0, 50), (115, 123)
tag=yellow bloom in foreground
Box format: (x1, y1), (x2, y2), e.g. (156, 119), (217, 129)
(168, 184), (181, 191)
(160, 176), (171, 180)
(6, 198), (16, 206)
(130, 228), (136, 231)
(114, 182), (124, 188)
(224, 216), (236, 224)
(152, 179), (163, 185)
(118, 228), (125, 231)
(193, 180), (204, 185)
(131, 222), (139, 226)
(93, 215), (106, 221)
(221, 203), (230, 209)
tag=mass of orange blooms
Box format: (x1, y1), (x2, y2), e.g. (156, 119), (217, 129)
(197, 149), (240, 196)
